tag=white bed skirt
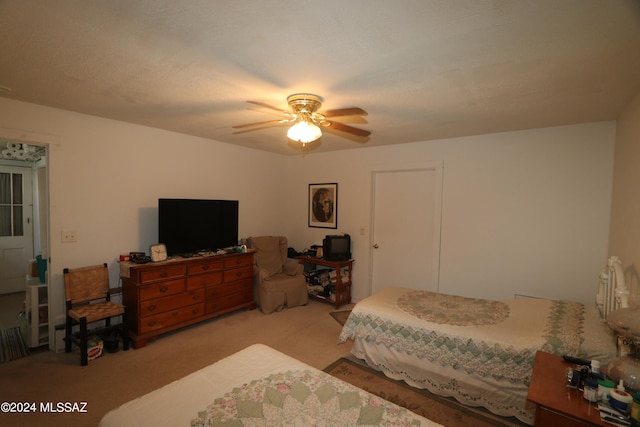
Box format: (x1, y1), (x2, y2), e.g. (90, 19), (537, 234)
(350, 338), (535, 424)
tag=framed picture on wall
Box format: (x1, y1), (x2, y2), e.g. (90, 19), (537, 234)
(308, 183), (337, 228)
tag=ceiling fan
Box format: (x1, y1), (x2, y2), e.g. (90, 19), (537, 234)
(232, 93), (370, 145)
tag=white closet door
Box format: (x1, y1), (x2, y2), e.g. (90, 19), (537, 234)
(370, 164), (442, 295)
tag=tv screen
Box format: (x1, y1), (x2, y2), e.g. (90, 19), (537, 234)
(158, 198), (238, 256)
(323, 234), (351, 261)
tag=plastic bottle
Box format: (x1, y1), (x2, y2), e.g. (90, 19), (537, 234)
(598, 378), (615, 401)
(610, 380), (633, 415)
(583, 377), (598, 402)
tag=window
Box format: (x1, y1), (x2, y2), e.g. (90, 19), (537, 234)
(0, 172), (24, 237)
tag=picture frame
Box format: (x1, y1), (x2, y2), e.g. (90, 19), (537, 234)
(308, 183), (337, 228)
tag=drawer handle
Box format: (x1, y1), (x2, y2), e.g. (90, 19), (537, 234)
(160, 272), (168, 278)
(159, 286), (169, 293)
(172, 311), (178, 317)
(235, 271), (242, 277)
(192, 295), (200, 301)
(192, 309), (200, 315)
(147, 321), (156, 327)
(147, 305), (156, 312)
(202, 265), (209, 271)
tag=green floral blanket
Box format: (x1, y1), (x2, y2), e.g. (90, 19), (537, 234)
(191, 369), (427, 426)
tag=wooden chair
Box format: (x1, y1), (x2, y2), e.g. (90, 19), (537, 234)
(64, 263), (129, 365)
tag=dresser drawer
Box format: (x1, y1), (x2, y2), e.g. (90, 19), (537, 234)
(187, 260), (223, 275)
(138, 265), (186, 284)
(206, 278), (252, 299)
(224, 253), (253, 269)
(223, 265), (253, 283)
(138, 303), (205, 334)
(186, 271), (223, 290)
(139, 278), (185, 301)
(139, 289), (204, 317)
(206, 281), (253, 314)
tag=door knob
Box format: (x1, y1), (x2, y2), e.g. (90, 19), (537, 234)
(373, 244), (379, 249)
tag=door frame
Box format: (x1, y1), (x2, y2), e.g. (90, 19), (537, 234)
(367, 161), (444, 296)
(0, 126), (59, 351)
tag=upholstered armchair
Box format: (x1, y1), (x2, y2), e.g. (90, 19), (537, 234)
(247, 236), (308, 314)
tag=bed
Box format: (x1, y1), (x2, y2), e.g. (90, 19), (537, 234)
(99, 343), (443, 426)
(337, 256), (629, 425)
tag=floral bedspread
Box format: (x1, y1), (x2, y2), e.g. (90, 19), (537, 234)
(338, 288), (585, 385)
(191, 369), (426, 426)
(397, 290), (510, 326)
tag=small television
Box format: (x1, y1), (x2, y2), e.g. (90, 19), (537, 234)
(323, 234), (351, 261)
(158, 198), (238, 256)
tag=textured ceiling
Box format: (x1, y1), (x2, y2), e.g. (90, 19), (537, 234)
(1, 0), (639, 155)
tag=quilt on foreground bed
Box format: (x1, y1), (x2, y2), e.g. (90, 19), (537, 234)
(337, 287), (617, 425)
(99, 343), (442, 426)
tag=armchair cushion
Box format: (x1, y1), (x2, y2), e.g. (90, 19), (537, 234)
(283, 262), (303, 276)
(247, 236), (308, 314)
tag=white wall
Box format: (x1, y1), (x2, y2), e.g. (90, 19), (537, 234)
(608, 90), (640, 298)
(0, 97), (616, 345)
(0, 98), (287, 336)
(284, 122), (615, 304)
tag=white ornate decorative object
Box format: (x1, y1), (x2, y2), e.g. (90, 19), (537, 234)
(597, 256), (629, 319)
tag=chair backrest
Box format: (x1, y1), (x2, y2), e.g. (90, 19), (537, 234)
(64, 263), (110, 304)
(247, 236), (288, 276)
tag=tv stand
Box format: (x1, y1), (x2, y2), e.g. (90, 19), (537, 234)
(122, 251), (255, 348)
(296, 256), (353, 309)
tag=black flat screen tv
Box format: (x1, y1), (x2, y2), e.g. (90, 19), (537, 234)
(323, 234), (351, 261)
(158, 198), (238, 256)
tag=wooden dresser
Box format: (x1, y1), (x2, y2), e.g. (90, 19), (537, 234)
(122, 251), (255, 348)
(527, 351), (609, 426)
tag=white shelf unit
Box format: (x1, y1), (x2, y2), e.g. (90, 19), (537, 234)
(26, 277), (48, 348)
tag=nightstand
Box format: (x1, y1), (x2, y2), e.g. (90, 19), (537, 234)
(527, 351), (609, 426)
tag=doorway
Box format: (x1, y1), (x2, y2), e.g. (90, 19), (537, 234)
(0, 140), (48, 343)
(370, 163), (443, 295)
(0, 164), (34, 294)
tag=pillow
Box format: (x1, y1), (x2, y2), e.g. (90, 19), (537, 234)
(581, 304), (617, 366)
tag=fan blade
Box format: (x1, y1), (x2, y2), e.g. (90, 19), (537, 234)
(322, 120), (371, 137)
(232, 119), (284, 129)
(246, 101), (288, 113)
(323, 107), (368, 117)
(246, 107), (293, 118)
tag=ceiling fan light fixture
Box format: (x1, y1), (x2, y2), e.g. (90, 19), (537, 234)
(235, 93), (369, 151)
(287, 120), (322, 143)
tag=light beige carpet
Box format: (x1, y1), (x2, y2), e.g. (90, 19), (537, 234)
(0, 300), (353, 427)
